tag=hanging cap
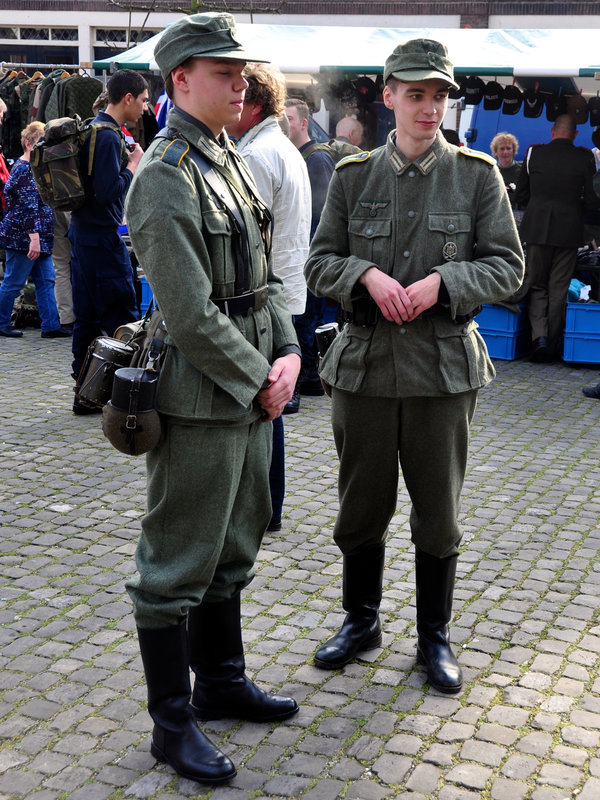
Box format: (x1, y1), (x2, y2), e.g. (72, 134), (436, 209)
(383, 38), (459, 89)
(502, 85), (523, 115)
(463, 76), (485, 106)
(154, 12), (268, 80)
(448, 76), (466, 100)
(546, 91), (567, 122)
(567, 94), (589, 125)
(483, 80), (504, 110)
(588, 96), (600, 127)
(523, 87), (544, 119)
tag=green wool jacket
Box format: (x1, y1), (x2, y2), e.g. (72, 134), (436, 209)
(305, 132), (525, 397)
(125, 108), (298, 425)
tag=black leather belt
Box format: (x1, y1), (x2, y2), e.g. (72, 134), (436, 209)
(212, 286), (269, 317)
(339, 296), (482, 327)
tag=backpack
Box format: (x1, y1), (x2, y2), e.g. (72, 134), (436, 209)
(301, 139), (362, 166)
(30, 114), (126, 211)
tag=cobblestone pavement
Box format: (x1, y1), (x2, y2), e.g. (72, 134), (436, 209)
(1, 331), (600, 800)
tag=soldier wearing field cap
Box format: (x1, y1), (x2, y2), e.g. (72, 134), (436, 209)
(305, 39), (524, 693)
(124, 12), (301, 785)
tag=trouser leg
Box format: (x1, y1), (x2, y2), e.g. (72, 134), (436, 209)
(30, 254), (61, 332)
(126, 418), (272, 629)
(136, 622), (236, 784)
(526, 243), (552, 342)
(547, 246), (577, 357)
(52, 210), (74, 325)
(188, 594), (298, 721)
(268, 414), (285, 527)
(313, 391), (399, 669)
(0, 249), (31, 327)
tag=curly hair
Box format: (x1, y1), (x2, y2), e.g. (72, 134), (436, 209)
(490, 131), (518, 157)
(244, 64), (286, 119)
(21, 121), (45, 149)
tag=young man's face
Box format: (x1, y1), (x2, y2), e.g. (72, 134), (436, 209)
(285, 105), (304, 147)
(173, 58), (249, 136)
(124, 89), (149, 125)
(383, 79), (449, 154)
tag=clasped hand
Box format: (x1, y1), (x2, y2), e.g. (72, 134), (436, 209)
(360, 266), (442, 324)
(257, 353), (301, 421)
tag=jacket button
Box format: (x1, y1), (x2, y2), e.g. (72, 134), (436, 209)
(366, 228), (373, 235)
(408, 210), (415, 218)
(408, 170), (416, 178)
(462, 326), (468, 334)
(447, 223), (456, 232)
(400, 327), (406, 334)
(403, 250), (410, 258)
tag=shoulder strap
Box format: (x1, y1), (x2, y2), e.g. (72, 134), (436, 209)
(157, 127), (251, 294)
(86, 121), (126, 177)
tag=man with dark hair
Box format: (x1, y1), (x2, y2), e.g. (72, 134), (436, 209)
(226, 63), (311, 530)
(285, 97), (335, 397)
(305, 38), (523, 694)
(124, 12), (300, 786)
(516, 113), (599, 362)
(69, 68), (148, 413)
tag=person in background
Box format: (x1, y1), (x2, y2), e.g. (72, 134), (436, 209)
(285, 98), (335, 398)
(0, 122), (70, 339)
(0, 98), (10, 220)
(490, 132), (522, 210)
(69, 69), (147, 414)
(329, 116), (364, 159)
(516, 114), (599, 362)
(305, 38), (523, 693)
(226, 63), (311, 532)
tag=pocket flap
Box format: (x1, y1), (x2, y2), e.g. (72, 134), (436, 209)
(428, 213), (471, 234)
(349, 218), (391, 239)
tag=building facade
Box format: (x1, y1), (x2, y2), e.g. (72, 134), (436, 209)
(1, 1), (600, 69)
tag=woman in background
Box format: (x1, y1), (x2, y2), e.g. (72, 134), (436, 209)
(0, 121), (70, 338)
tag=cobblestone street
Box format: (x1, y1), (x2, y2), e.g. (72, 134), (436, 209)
(1, 331), (600, 800)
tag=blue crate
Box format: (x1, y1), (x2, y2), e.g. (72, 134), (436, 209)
(139, 275), (154, 315)
(563, 333), (600, 364)
(476, 302), (527, 332)
(479, 328), (530, 360)
(564, 302), (600, 334)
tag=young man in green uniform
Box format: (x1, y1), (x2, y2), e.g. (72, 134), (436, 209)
(305, 39), (524, 694)
(124, 13), (301, 785)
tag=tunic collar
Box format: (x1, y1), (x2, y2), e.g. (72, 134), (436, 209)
(167, 106), (233, 167)
(386, 131), (450, 175)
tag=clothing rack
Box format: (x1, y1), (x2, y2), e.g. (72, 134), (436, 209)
(0, 61), (82, 72)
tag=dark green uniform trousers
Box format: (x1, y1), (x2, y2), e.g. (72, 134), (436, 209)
(126, 417), (272, 629)
(331, 388), (478, 559)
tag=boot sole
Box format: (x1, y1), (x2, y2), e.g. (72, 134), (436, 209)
(191, 702), (299, 723)
(416, 649), (463, 695)
(313, 632), (383, 670)
(150, 742), (237, 784)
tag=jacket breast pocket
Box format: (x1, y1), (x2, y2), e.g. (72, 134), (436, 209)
(203, 209), (234, 287)
(428, 213), (472, 260)
(348, 218), (392, 266)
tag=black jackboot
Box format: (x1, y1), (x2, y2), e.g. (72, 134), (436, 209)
(137, 623), (236, 784)
(415, 549), (463, 694)
(313, 544), (385, 670)
(189, 594), (299, 722)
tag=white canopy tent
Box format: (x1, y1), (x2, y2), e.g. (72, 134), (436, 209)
(92, 24), (600, 90)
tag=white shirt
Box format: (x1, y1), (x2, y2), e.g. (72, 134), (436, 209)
(234, 115), (311, 315)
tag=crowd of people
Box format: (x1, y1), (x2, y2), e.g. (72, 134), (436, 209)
(0, 9), (597, 787)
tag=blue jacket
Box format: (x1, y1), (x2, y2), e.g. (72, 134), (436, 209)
(71, 111), (131, 232)
(0, 158), (54, 253)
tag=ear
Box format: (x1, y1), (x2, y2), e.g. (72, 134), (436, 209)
(171, 65), (190, 93)
(382, 85), (394, 110)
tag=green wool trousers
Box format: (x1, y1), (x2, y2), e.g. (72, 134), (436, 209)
(331, 388), (478, 559)
(126, 417), (272, 629)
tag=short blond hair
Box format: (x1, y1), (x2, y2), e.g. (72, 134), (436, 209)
(21, 121), (45, 149)
(490, 132), (518, 157)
